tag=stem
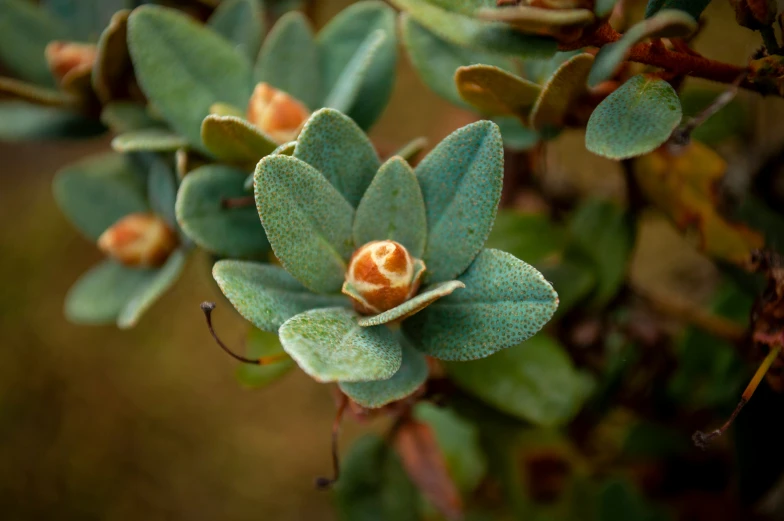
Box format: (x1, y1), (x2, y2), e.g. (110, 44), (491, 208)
(200, 302), (288, 365)
(315, 393), (348, 490)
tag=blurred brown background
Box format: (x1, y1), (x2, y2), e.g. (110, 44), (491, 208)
(0, 0), (782, 519)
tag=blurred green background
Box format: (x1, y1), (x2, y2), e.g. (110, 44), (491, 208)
(1, 0), (783, 519)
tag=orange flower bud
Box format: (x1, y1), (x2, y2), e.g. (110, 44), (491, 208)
(45, 41), (98, 82)
(342, 240), (426, 315)
(97, 213), (178, 268)
(246, 82), (310, 144)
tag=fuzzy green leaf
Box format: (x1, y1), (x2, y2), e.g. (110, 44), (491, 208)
(586, 74), (682, 159)
(207, 0), (264, 62)
(293, 108), (381, 208)
(64, 260), (157, 325)
(400, 14), (513, 108)
(147, 159), (177, 228)
(53, 152), (148, 241)
(177, 165), (270, 258)
(117, 248), (187, 328)
(255, 155), (355, 293)
(446, 335), (593, 426)
(253, 11), (320, 109)
(0, 0), (71, 86)
(127, 5), (253, 153)
(201, 114), (278, 164)
(279, 307), (402, 382)
(340, 338), (429, 408)
(318, 1), (398, 129)
(455, 64), (541, 117)
(415, 120), (503, 282)
(236, 328), (296, 388)
(358, 281), (465, 327)
(213, 260), (347, 333)
(111, 129), (188, 152)
(0, 102), (104, 140)
(43, 0), (128, 40)
(530, 52), (594, 133)
(91, 9), (133, 105)
(404, 249), (558, 360)
(100, 102), (161, 134)
(354, 156), (427, 258)
(391, 0), (557, 57)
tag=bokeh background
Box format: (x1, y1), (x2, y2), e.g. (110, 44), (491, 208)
(2, 1), (784, 519)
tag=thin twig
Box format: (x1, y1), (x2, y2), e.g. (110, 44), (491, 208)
(200, 302), (288, 365)
(315, 393), (349, 490)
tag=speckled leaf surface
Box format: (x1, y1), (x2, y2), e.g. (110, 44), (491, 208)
(588, 10), (696, 87)
(254, 154), (355, 293)
(455, 64), (541, 117)
(117, 248), (187, 328)
(530, 53), (593, 132)
(254, 11), (320, 109)
(0, 0), (70, 86)
(354, 157), (427, 258)
(147, 159), (177, 228)
(176, 165), (270, 258)
(293, 109), (380, 208)
(415, 120), (503, 282)
(111, 129), (188, 152)
(391, 0), (558, 57)
(91, 10), (132, 104)
(340, 338), (428, 407)
(404, 249), (558, 361)
(213, 260), (347, 332)
(65, 260), (157, 325)
(586, 74), (682, 159)
(207, 0), (264, 62)
(128, 6), (253, 153)
(318, 1), (398, 129)
(279, 307), (402, 382)
(53, 152), (148, 241)
(400, 15), (514, 108)
(358, 281), (465, 327)
(445, 335), (593, 426)
(645, 0), (711, 20)
(236, 328), (295, 388)
(201, 115), (278, 164)
(322, 29), (386, 117)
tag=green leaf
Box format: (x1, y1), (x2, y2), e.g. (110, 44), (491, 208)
(147, 159), (177, 228)
(354, 156), (427, 258)
(335, 435), (420, 521)
(493, 116), (540, 151)
(586, 74), (682, 160)
(278, 307), (402, 382)
(413, 403), (487, 493)
(177, 165), (270, 258)
(212, 260), (347, 332)
(207, 0), (264, 62)
(565, 199), (633, 307)
(242, 140), (297, 190)
(530, 52), (594, 133)
(0, 0), (71, 86)
(253, 11), (320, 109)
(523, 50), (583, 84)
(340, 338), (429, 408)
(400, 14), (513, 108)
(455, 64), (541, 117)
(588, 10), (697, 87)
(293, 108), (381, 208)
(446, 335), (593, 426)
(0, 101), (104, 140)
(0, 76), (71, 106)
(595, 0), (619, 17)
(53, 152), (148, 241)
(358, 281), (465, 327)
(391, 0), (558, 57)
(405, 249), (558, 360)
(415, 120), (503, 282)
(100, 102), (161, 134)
(476, 6), (596, 39)
(318, 1), (398, 129)
(111, 129), (188, 152)
(128, 5), (253, 153)
(485, 211), (566, 264)
(43, 0), (128, 40)
(200, 114), (278, 165)
(236, 328), (296, 388)
(117, 248), (187, 328)
(255, 155), (355, 293)
(645, 0), (711, 20)
(538, 260), (596, 316)
(64, 260), (157, 325)
(322, 29), (386, 118)
(91, 9), (132, 104)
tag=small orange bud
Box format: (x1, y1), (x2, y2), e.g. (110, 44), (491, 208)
(97, 213), (178, 268)
(45, 41), (98, 82)
(246, 82), (310, 144)
(342, 240), (426, 315)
